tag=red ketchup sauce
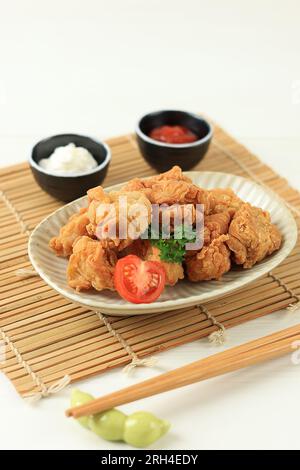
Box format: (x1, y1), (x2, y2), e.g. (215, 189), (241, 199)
(149, 125), (198, 144)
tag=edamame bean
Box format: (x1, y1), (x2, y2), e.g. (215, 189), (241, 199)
(89, 409), (127, 441)
(123, 411), (170, 448)
(70, 390), (171, 447)
(70, 389), (94, 428)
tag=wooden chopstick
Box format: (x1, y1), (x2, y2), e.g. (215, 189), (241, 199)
(66, 323), (300, 419)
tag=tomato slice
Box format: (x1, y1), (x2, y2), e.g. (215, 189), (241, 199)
(114, 255), (166, 304)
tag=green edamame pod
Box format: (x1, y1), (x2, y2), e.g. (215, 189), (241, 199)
(69, 390), (171, 448)
(70, 389), (94, 428)
(123, 411), (170, 448)
(89, 409), (127, 441)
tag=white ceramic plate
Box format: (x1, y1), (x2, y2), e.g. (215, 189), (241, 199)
(28, 172), (297, 315)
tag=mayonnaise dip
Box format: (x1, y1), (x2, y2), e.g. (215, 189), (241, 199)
(39, 143), (98, 174)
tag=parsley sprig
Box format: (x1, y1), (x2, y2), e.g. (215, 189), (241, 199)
(148, 225), (197, 264)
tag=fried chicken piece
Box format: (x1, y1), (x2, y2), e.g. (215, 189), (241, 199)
(123, 166), (214, 213)
(123, 171), (242, 218)
(67, 236), (117, 291)
(158, 203), (196, 233)
(49, 207), (89, 257)
(86, 186), (111, 237)
(146, 166), (192, 184)
(227, 203), (282, 268)
(148, 180), (198, 204)
(118, 238), (149, 259)
(121, 178), (147, 192)
(87, 185), (111, 203)
(122, 166), (192, 192)
(185, 211), (231, 258)
(204, 211), (232, 244)
(206, 188), (242, 215)
(145, 244), (184, 286)
(186, 235), (231, 281)
(86, 189), (152, 251)
(145, 180), (211, 214)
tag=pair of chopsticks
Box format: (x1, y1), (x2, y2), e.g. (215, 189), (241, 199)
(66, 323), (300, 419)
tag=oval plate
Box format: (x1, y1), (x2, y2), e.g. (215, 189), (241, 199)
(28, 172), (298, 315)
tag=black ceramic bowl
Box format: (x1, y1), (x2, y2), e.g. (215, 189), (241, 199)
(136, 110), (213, 172)
(29, 134), (111, 202)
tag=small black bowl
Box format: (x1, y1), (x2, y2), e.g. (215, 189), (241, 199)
(29, 134), (111, 202)
(136, 110), (213, 172)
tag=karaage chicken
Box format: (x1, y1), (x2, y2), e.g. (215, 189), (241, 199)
(186, 235), (231, 282)
(227, 203), (282, 268)
(206, 188), (242, 215)
(86, 190), (151, 251)
(204, 210), (232, 244)
(49, 207), (90, 257)
(122, 165), (192, 192)
(122, 166), (211, 213)
(67, 236), (117, 291)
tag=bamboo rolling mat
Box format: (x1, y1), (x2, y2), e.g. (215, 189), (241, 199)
(0, 123), (300, 399)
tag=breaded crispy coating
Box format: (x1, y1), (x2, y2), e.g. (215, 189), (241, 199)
(121, 167), (213, 212)
(147, 166), (192, 184)
(204, 211), (232, 244)
(122, 166), (217, 214)
(227, 203), (282, 268)
(67, 236), (117, 291)
(146, 180), (208, 207)
(122, 166), (192, 193)
(206, 188), (242, 215)
(49, 207), (89, 257)
(86, 189), (152, 251)
(186, 235), (231, 281)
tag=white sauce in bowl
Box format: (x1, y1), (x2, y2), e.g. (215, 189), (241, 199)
(39, 143), (98, 174)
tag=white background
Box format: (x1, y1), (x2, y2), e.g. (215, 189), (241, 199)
(0, 0), (300, 450)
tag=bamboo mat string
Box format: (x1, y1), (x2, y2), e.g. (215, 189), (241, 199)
(0, 328), (70, 401)
(198, 305), (227, 345)
(268, 272), (300, 311)
(212, 140), (300, 220)
(16, 268), (39, 278)
(0, 189), (31, 237)
(95, 311), (158, 374)
(0, 188), (38, 279)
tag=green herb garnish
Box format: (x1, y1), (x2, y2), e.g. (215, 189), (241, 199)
(148, 225), (197, 264)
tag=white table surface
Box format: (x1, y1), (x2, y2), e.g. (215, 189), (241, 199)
(0, 0), (300, 450)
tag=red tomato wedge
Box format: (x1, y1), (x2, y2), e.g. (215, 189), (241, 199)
(114, 255), (166, 304)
